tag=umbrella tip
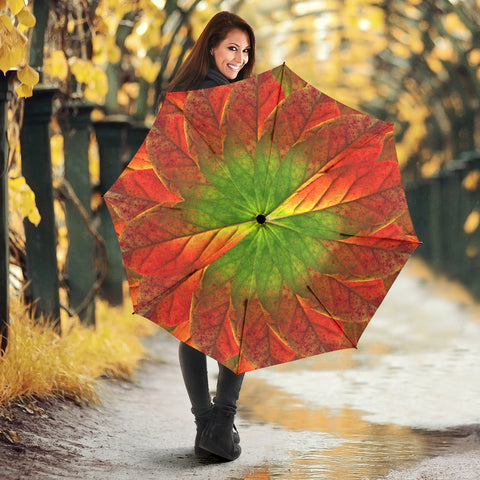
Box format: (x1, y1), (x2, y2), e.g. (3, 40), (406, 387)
(256, 213), (266, 224)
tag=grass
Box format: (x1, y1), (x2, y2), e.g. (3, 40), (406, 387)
(0, 293), (157, 409)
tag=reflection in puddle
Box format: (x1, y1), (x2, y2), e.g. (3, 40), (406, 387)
(239, 377), (478, 479)
(235, 259), (480, 479)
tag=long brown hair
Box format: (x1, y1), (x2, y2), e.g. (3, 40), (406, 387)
(167, 11), (256, 92)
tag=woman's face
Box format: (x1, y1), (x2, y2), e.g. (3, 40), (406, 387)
(211, 28), (251, 80)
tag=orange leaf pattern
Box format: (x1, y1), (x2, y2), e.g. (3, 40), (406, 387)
(104, 65), (420, 373)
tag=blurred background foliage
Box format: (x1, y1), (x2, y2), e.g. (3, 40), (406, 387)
(3, 0), (480, 264)
(32, 0), (480, 182)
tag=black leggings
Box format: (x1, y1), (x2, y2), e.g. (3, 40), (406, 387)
(178, 342), (245, 418)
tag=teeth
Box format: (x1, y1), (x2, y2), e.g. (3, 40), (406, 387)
(227, 64), (240, 70)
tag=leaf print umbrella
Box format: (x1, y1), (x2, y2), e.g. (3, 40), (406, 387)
(104, 63), (420, 374)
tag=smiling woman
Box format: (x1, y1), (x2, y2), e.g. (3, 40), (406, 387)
(210, 29), (251, 80)
(166, 11), (255, 92)
(162, 11), (256, 462)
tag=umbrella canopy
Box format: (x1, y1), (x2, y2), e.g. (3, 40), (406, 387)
(104, 64), (420, 374)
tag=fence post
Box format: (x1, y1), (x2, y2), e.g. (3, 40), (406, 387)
(58, 102), (97, 326)
(429, 175), (445, 272)
(441, 163), (465, 280)
(405, 178), (429, 261)
(93, 117), (130, 306)
(0, 73), (13, 353)
(461, 154), (480, 297)
(20, 86), (61, 328)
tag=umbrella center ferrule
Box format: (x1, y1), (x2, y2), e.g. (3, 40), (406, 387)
(256, 214), (266, 224)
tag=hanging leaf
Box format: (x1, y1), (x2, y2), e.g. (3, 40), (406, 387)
(92, 35), (121, 64)
(44, 50), (69, 81)
(0, 45), (22, 74)
(464, 211), (480, 235)
(7, 0), (24, 15)
(70, 58), (91, 83)
(0, 13), (14, 31)
(136, 56), (161, 83)
(0, 46), (14, 74)
(16, 7), (35, 27)
(17, 64), (39, 86)
(16, 82), (33, 97)
(8, 176), (41, 226)
(84, 67), (108, 102)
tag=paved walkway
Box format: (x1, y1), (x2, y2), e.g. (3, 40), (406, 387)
(2, 257), (480, 479)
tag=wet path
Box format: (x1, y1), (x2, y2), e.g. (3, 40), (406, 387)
(3, 257), (480, 479)
(238, 256), (480, 479)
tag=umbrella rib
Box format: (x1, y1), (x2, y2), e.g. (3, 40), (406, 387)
(139, 269), (201, 308)
(269, 218), (419, 250)
(235, 299), (249, 374)
(261, 63), (287, 213)
(268, 120), (393, 216)
(306, 285), (357, 349)
(183, 106), (257, 213)
(266, 224), (357, 350)
(267, 218), (353, 239)
(234, 228), (263, 372)
(167, 222), (255, 273)
(264, 224), (359, 348)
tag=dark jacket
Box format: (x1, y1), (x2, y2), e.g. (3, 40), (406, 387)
(200, 68), (230, 89)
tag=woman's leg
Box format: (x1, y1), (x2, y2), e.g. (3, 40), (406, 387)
(178, 342), (212, 456)
(214, 364), (244, 411)
(178, 342), (211, 414)
(200, 364), (245, 461)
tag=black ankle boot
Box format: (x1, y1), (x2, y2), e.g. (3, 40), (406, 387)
(194, 408), (213, 458)
(199, 404), (241, 461)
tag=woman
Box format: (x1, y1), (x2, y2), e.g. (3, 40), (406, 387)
(166, 11), (256, 462)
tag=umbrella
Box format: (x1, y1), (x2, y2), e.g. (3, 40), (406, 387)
(104, 63), (420, 374)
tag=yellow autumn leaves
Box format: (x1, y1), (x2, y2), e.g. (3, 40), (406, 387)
(8, 176), (40, 226)
(42, 52), (110, 105)
(0, 0), (38, 97)
(39, 2), (162, 105)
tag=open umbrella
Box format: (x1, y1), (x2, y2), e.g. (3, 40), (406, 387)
(104, 63), (420, 374)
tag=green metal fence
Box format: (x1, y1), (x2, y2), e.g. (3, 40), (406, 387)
(1, 73), (13, 353)
(1, 83), (149, 353)
(405, 151), (480, 297)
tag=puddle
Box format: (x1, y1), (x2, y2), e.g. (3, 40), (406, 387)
(239, 377), (479, 479)
(234, 259), (480, 479)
